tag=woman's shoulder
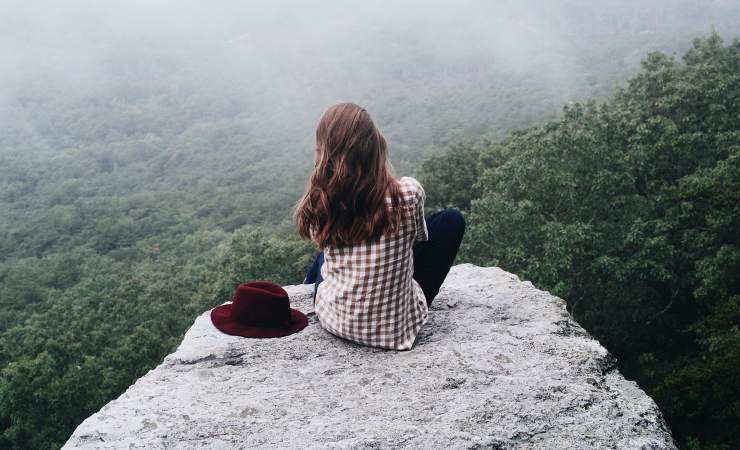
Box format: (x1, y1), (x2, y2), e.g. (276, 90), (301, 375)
(397, 176), (425, 202)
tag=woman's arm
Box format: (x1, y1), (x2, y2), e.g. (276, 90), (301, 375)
(407, 177), (428, 243)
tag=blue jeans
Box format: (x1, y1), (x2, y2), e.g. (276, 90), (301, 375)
(303, 208), (466, 306)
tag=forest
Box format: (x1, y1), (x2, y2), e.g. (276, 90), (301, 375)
(420, 33), (739, 449)
(0, 2), (739, 449)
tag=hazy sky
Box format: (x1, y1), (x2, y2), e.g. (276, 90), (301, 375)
(4, 0), (737, 97)
(1, 1), (567, 92)
(1, 0), (738, 166)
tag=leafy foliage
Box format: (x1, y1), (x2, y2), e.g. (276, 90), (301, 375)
(420, 32), (740, 449)
(0, 227), (314, 449)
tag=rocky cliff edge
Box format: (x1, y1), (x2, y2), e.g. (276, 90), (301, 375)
(64, 264), (676, 449)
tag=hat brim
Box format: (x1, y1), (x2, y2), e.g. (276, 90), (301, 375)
(210, 304), (309, 338)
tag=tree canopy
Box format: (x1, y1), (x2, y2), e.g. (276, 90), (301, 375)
(420, 31), (739, 449)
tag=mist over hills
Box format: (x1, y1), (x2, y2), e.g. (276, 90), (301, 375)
(2, 1), (739, 258)
(0, 1), (739, 449)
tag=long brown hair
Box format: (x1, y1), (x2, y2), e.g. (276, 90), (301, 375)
(293, 102), (403, 248)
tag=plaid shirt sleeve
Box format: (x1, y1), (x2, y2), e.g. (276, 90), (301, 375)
(408, 177), (428, 243)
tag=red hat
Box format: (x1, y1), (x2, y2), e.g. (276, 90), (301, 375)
(210, 281), (308, 338)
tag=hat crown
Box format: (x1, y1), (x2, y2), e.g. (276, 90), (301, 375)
(230, 282), (291, 327)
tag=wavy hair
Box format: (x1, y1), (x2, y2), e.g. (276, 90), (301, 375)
(293, 102), (403, 248)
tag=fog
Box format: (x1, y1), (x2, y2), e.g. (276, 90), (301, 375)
(1, 1), (569, 109)
(1, 0), (739, 172)
(0, 1), (569, 88)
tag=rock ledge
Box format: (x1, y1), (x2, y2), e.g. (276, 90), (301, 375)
(64, 264), (676, 449)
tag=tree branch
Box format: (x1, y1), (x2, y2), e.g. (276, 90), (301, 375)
(645, 288), (680, 326)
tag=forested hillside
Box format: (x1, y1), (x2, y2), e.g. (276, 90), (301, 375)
(1, 1), (740, 448)
(421, 32), (739, 449)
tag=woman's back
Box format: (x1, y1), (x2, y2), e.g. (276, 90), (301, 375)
(296, 103), (463, 350)
(314, 176), (429, 350)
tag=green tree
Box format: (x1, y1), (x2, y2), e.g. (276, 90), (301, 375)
(425, 32), (739, 448)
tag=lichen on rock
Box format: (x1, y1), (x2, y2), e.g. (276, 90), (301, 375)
(64, 264), (676, 449)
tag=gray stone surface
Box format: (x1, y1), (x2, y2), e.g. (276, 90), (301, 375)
(64, 264), (676, 449)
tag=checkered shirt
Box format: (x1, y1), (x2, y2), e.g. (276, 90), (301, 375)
(314, 176), (429, 350)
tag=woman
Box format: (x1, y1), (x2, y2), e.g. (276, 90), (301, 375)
(293, 102), (465, 350)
